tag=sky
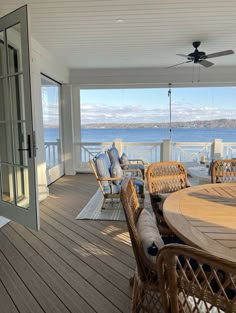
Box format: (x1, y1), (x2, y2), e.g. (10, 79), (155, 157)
(80, 87), (236, 124)
(41, 86), (60, 126)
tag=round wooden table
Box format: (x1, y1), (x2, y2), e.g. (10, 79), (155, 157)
(164, 182), (236, 262)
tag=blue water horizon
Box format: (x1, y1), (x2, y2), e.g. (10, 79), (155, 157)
(81, 127), (235, 143)
(44, 127), (235, 143)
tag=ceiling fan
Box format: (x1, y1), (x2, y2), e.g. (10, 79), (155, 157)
(168, 41), (234, 68)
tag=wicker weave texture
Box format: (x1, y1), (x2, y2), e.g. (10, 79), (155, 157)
(90, 156), (145, 209)
(121, 178), (163, 312)
(211, 159), (236, 184)
(157, 244), (236, 313)
(146, 162), (189, 236)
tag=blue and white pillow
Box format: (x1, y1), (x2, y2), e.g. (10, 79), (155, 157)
(111, 161), (123, 185)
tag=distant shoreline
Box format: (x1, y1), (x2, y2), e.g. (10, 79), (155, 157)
(44, 119), (236, 129)
(81, 119), (236, 129)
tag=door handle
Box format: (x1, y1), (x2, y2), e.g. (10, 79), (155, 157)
(18, 134), (32, 158)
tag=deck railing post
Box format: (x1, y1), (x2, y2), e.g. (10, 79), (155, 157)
(211, 139), (223, 159)
(113, 138), (123, 155)
(161, 139), (171, 161)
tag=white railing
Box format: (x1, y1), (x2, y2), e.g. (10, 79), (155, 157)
(172, 142), (212, 163)
(44, 141), (60, 168)
(121, 142), (162, 164)
(74, 141), (112, 171)
(223, 143), (236, 159)
(74, 141), (162, 172)
(45, 138), (236, 172)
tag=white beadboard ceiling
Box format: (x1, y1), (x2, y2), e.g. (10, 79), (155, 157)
(1, 0), (236, 70)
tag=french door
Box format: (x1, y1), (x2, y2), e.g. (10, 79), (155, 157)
(41, 75), (64, 185)
(0, 6), (39, 230)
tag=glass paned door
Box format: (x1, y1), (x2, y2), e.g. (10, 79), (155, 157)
(0, 6), (39, 230)
(41, 75), (64, 185)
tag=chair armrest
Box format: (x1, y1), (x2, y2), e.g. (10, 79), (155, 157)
(128, 159), (145, 165)
(130, 177), (144, 184)
(123, 168), (143, 179)
(98, 177), (123, 182)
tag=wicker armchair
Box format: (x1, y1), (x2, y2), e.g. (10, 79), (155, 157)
(107, 145), (145, 180)
(90, 152), (145, 209)
(146, 161), (189, 236)
(121, 177), (236, 313)
(157, 244), (236, 313)
(120, 177), (163, 313)
(211, 159), (236, 183)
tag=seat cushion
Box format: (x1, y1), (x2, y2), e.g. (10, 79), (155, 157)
(154, 193), (170, 212)
(179, 293), (224, 313)
(103, 184), (121, 195)
(133, 179), (144, 195)
(136, 209), (164, 263)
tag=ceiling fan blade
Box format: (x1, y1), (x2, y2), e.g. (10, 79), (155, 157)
(166, 60), (192, 69)
(203, 50), (234, 59)
(176, 53), (189, 58)
(199, 59), (214, 67)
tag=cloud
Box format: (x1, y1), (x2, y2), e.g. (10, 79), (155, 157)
(81, 101), (236, 124)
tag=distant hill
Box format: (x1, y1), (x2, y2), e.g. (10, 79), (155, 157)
(82, 119), (236, 129)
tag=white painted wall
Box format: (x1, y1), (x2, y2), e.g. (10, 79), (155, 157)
(30, 37), (70, 200)
(70, 67), (236, 88)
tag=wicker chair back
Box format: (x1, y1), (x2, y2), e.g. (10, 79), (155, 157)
(157, 244), (236, 313)
(146, 162), (189, 236)
(211, 159), (236, 183)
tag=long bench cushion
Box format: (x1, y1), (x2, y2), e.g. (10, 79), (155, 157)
(137, 208), (164, 263)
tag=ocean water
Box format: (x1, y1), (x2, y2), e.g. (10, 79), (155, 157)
(81, 128), (236, 143)
(44, 127), (236, 143)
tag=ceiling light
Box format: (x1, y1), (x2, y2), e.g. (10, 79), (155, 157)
(116, 19), (124, 23)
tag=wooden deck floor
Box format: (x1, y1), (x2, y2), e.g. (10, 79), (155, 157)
(0, 174), (134, 313)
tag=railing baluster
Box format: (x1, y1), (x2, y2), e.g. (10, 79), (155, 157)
(44, 140), (236, 173)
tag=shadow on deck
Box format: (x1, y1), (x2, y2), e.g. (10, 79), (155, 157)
(0, 174), (133, 313)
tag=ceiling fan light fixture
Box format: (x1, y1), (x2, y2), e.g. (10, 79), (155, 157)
(116, 19), (125, 23)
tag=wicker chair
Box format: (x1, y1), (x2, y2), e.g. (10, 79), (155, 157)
(107, 145), (145, 180)
(121, 178), (236, 313)
(120, 177), (164, 313)
(146, 161), (189, 236)
(157, 244), (236, 313)
(211, 159), (236, 183)
(90, 152), (145, 209)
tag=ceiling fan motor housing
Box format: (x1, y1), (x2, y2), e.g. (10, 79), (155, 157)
(188, 50), (206, 63)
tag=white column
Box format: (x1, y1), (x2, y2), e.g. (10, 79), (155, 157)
(72, 85), (82, 170)
(161, 139), (171, 161)
(211, 139), (223, 159)
(31, 53), (49, 201)
(61, 84), (76, 175)
(113, 138), (123, 155)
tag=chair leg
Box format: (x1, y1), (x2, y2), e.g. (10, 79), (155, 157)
(101, 197), (106, 210)
(132, 275), (145, 313)
(129, 275), (134, 286)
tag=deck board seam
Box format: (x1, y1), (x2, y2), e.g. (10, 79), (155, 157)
(41, 199), (134, 258)
(0, 275), (21, 313)
(0, 231), (48, 313)
(7, 223), (108, 313)
(40, 204), (135, 270)
(39, 207), (135, 277)
(28, 218), (132, 300)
